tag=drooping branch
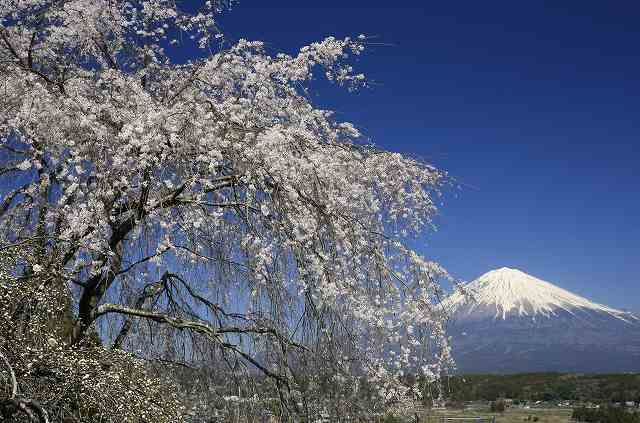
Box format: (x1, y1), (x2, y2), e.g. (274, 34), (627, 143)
(111, 276), (168, 350)
(0, 183), (32, 217)
(97, 303), (299, 344)
(96, 300), (304, 383)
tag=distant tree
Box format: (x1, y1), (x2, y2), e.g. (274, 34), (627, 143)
(490, 399), (506, 413)
(572, 406), (640, 423)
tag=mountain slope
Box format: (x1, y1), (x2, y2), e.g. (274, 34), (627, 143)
(445, 268), (640, 374)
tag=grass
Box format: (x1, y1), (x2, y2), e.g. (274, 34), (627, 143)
(418, 408), (572, 423)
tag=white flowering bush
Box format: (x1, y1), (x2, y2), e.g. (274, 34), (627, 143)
(1, 0), (454, 420)
(0, 244), (183, 422)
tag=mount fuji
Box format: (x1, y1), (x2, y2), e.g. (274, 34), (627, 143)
(444, 267), (640, 374)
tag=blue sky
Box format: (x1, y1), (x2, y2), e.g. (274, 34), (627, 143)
(219, 1), (640, 311)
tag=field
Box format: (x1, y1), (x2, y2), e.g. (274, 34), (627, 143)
(418, 408), (573, 423)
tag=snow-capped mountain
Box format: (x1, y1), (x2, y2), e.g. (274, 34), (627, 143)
(445, 267), (640, 374)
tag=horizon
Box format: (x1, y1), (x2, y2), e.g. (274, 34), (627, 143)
(220, 1), (640, 312)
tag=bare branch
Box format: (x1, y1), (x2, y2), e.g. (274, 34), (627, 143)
(0, 350), (17, 399)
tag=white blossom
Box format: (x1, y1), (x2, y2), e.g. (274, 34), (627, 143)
(0, 0), (454, 419)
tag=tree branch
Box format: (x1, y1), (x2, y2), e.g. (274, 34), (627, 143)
(0, 351), (17, 399)
(96, 302), (303, 382)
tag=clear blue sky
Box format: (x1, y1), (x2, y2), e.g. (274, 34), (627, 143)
(219, 1), (640, 311)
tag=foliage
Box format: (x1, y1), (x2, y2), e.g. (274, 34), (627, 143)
(438, 373), (640, 403)
(378, 413), (407, 423)
(572, 407), (640, 423)
(1, 0), (453, 421)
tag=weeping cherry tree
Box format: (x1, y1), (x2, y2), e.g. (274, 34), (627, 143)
(0, 1), (453, 421)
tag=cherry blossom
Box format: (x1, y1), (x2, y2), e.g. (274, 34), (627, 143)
(1, 1), (453, 420)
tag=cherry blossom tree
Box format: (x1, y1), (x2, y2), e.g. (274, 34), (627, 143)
(1, 0), (453, 420)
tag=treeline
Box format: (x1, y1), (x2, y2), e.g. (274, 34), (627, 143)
(434, 373), (640, 403)
(572, 407), (640, 423)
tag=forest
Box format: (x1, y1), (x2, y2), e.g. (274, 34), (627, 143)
(440, 373), (640, 403)
(572, 407), (640, 423)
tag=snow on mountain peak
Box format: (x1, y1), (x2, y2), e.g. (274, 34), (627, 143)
(445, 267), (632, 321)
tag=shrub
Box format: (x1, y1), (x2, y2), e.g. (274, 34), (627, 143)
(0, 246), (183, 422)
(490, 400), (506, 413)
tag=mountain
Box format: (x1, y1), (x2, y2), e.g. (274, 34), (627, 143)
(444, 267), (640, 374)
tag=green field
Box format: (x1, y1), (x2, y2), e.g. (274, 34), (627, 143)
(419, 408), (572, 423)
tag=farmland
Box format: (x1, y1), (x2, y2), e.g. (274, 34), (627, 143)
(419, 407), (572, 423)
